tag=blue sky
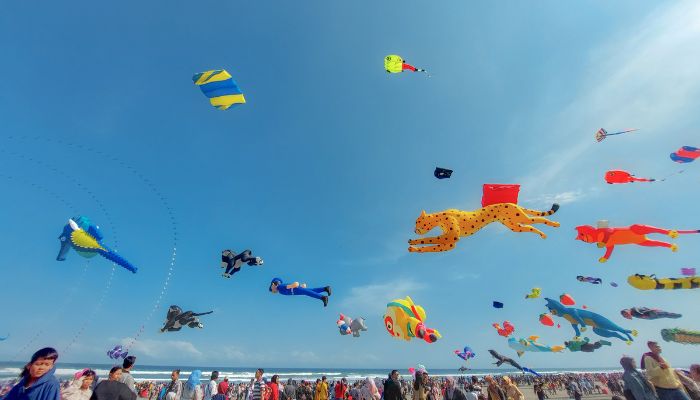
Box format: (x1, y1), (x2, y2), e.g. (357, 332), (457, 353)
(1, 0), (700, 369)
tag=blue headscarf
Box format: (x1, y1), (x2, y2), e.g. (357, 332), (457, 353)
(186, 370), (202, 390)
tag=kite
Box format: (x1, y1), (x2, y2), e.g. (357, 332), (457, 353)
(493, 301), (504, 309)
(434, 167), (453, 179)
(107, 345), (128, 360)
(192, 69), (245, 110)
(458, 366), (471, 372)
(0, 334), (8, 341)
(620, 307), (682, 320)
(539, 314), (555, 327)
(488, 350), (540, 375)
(544, 297), (637, 343)
(595, 128), (638, 142)
(564, 337), (611, 353)
(670, 146), (700, 163)
(57, 216), (137, 273)
(610, 282), (619, 287)
(508, 336), (565, 357)
(384, 55), (427, 74)
(336, 314), (367, 337)
(221, 249), (263, 278)
(455, 346), (476, 361)
(577, 276), (602, 285)
(160, 305), (213, 332)
(559, 294), (575, 306)
(482, 184), (520, 207)
(661, 328), (700, 345)
(575, 221), (699, 262)
(383, 296), (441, 343)
(493, 321), (515, 337)
(604, 170), (655, 184)
(681, 268), (696, 276)
(269, 278), (331, 307)
(627, 274), (700, 290)
(408, 199), (559, 253)
(525, 288), (541, 299)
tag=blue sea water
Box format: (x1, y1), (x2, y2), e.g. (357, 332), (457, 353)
(0, 362), (621, 383)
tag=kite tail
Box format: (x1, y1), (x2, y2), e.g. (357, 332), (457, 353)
(99, 249), (138, 273)
(631, 177), (655, 182)
(522, 368), (540, 376)
(193, 311), (214, 316)
(677, 230), (700, 234)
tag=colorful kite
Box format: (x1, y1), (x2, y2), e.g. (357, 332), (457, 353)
(544, 297), (637, 343)
(488, 350), (540, 375)
(192, 69), (245, 110)
(493, 321), (515, 337)
(384, 55), (427, 74)
(539, 313), (555, 327)
(221, 249), (263, 278)
(383, 296), (441, 343)
(107, 345), (128, 360)
(455, 346), (476, 361)
(559, 294), (575, 306)
(337, 314), (367, 337)
(577, 276), (602, 285)
(670, 146), (700, 163)
(620, 307), (682, 320)
(661, 328), (700, 345)
(408, 185), (559, 253)
(434, 167), (453, 179)
(508, 336), (565, 357)
(564, 337), (611, 353)
(604, 170), (655, 184)
(525, 288), (541, 299)
(57, 217), (137, 273)
(595, 128), (638, 142)
(160, 306), (213, 332)
(681, 267), (696, 276)
(627, 274), (700, 290)
(575, 221), (699, 262)
(269, 278), (332, 307)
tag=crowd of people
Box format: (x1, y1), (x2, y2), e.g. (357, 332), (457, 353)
(1, 342), (699, 400)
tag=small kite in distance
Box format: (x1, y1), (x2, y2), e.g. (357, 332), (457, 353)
(595, 128), (638, 142)
(434, 167), (453, 179)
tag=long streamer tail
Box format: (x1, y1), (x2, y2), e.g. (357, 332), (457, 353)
(99, 249), (138, 273)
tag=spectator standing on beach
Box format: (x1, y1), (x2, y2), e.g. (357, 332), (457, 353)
(642, 341), (691, 400)
(315, 378), (328, 400)
(165, 370), (183, 400)
(268, 376), (280, 400)
(204, 372), (220, 400)
(284, 379), (296, 400)
(533, 382), (545, 400)
(567, 378), (582, 400)
(118, 356), (137, 395)
(360, 378), (380, 400)
(334, 379), (347, 400)
(4, 347), (61, 400)
(62, 369), (97, 400)
(413, 372), (428, 400)
(181, 370), (203, 400)
(484, 377), (504, 400)
(501, 377), (523, 400)
(252, 369), (266, 400)
(219, 378), (230, 400)
(620, 356), (658, 400)
(384, 371), (402, 400)
(444, 377), (467, 400)
(91, 367), (136, 400)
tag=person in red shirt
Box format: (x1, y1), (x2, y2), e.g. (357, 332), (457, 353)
(333, 379), (347, 400)
(268, 375), (280, 400)
(218, 378), (230, 400)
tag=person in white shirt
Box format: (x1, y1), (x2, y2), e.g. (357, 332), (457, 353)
(204, 371), (220, 400)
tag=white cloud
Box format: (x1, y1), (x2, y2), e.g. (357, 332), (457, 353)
(340, 279), (425, 314)
(520, 2), (700, 192)
(525, 189), (588, 205)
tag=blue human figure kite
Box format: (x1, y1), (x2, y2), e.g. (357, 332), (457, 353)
(269, 278), (331, 307)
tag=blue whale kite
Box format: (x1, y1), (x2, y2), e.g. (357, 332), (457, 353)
(544, 297), (636, 343)
(57, 216), (137, 273)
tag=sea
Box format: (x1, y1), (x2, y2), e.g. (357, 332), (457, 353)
(0, 362), (622, 383)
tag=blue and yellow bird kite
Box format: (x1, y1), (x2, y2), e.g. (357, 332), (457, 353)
(57, 216), (137, 273)
(192, 69), (245, 110)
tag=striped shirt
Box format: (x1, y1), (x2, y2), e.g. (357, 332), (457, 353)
(252, 380), (265, 400)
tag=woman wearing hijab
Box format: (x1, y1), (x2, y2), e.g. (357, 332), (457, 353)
(501, 378), (523, 400)
(360, 378), (380, 400)
(182, 371), (204, 400)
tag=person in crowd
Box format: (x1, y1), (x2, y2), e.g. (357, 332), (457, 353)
(642, 341), (691, 400)
(62, 369), (97, 400)
(444, 377), (467, 400)
(268, 375), (280, 400)
(620, 356), (658, 400)
(315, 377), (328, 400)
(219, 378), (230, 400)
(204, 371), (220, 400)
(252, 369), (266, 400)
(164, 370), (183, 400)
(118, 356), (137, 395)
(360, 378), (380, 400)
(501, 377), (523, 400)
(333, 378), (347, 400)
(484, 377), (504, 400)
(90, 367), (136, 400)
(413, 371), (428, 400)
(284, 379), (296, 400)
(567, 377), (582, 400)
(180, 370), (203, 400)
(383, 371), (402, 400)
(4, 347), (61, 400)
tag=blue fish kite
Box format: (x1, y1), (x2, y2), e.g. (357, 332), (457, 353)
(57, 216), (137, 273)
(544, 297), (636, 343)
(508, 336), (565, 357)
